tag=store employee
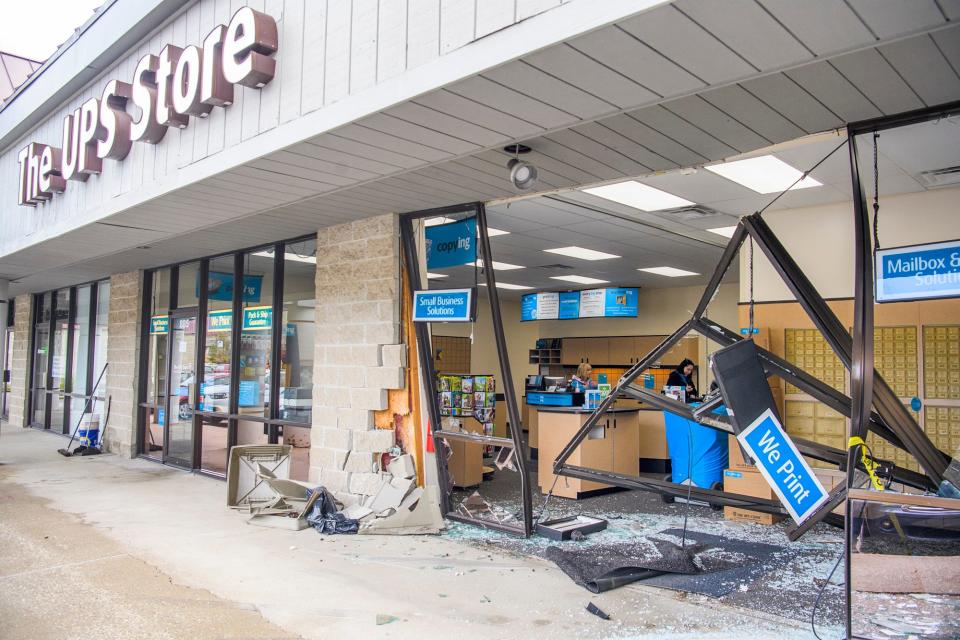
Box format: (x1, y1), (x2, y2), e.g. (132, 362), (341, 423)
(571, 363), (597, 391)
(667, 358), (699, 402)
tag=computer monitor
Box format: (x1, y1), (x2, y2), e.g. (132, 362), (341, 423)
(525, 375), (543, 390)
(543, 376), (565, 391)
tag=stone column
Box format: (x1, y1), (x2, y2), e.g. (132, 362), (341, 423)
(102, 271), (142, 457)
(7, 295), (33, 428)
(310, 214), (407, 500)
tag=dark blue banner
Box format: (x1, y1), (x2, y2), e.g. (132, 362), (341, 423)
(202, 271), (263, 302)
(425, 218), (477, 269)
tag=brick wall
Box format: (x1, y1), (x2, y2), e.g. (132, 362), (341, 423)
(310, 214), (407, 499)
(102, 271), (142, 457)
(7, 295), (32, 427)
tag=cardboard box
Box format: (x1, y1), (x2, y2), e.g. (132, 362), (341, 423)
(728, 435), (755, 471)
(722, 468), (785, 525)
(724, 506), (783, 525)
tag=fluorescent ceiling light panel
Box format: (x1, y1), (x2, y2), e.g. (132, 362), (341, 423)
(478, 282), (533, 290)
(474, 259), (524, 271)
(705, 155), (822, 194)
(424, 217), (507, 236)
(550, 275), (610, 285)
(581, 180), (694, 211)
(544, 246), (620, 261)
(706, 226), (738, 238)
(638, 266), (699, 277)
(426, 272), (448, 279)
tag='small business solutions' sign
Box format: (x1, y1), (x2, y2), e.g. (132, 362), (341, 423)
(16, 8), (278, 207)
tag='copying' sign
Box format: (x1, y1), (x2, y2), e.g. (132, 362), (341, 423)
(737, 408), (828, 524)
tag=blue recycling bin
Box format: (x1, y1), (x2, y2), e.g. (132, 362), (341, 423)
(664, 406), (729, 489)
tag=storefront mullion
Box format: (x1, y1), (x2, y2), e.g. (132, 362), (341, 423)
(268, 242), (284, 444)
(60, 287), (76, 435)
(226, 251), (242, 455)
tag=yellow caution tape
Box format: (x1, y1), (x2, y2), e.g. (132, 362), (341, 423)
(848, 436), (884, 491)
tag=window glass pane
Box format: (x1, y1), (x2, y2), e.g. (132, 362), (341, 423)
(240, 248), (275, 420)
(279, 239), (315, 424)
(200, 416), (229, 475)
(281, 425), (311, 481)
(177, 261), (200, 309)
(202, 257), (233, 413)
(92, 281), (110, 428)
(49, 289), (70, 432)
(145, 271), (169, 458)
(31, 293), (51, 425)
(69, 286), (92, 429)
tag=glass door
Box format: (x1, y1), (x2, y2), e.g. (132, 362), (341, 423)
(165, 312), (197, 468)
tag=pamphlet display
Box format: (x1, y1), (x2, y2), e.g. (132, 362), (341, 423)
(521, 287), (638, 321)
(437, 374), (496, 439)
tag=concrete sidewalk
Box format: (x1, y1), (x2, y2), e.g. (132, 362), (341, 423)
(0, 425), (819, 639)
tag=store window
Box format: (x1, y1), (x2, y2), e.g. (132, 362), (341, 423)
(143, 270), (170, 459)
(31, 292), (51, 426)
(138, 235), (316, 480)
(49, 288), (70, 432)
(279, 238), (316, 427)
(234, 249), (273, 452)
(92, 282), (110, 429)
(201, 256), (234, 474)
(29, 280), (110, 435)
(68, 286), (92, 431)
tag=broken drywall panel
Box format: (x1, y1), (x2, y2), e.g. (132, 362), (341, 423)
(388, 454), (416, 479)
(390, 476), (416, 499)
(342, 503), (375, 521)
(360, 486), (444, 535)
(365, 481), (408, 515)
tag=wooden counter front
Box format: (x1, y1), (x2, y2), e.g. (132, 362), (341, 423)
(536, 408), (640, 499)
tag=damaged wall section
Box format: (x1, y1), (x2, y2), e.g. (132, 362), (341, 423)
(310, 214), (411, 502)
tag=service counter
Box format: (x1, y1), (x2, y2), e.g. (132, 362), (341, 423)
(535, 406), (645, 499)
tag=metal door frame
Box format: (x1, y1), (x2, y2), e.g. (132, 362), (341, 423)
(164, 306), (199, 469)
(400, 202), (534, 537)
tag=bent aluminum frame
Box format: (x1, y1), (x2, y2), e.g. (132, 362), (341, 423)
(551, 148), (951, 539)
(400, 203), (534, 537)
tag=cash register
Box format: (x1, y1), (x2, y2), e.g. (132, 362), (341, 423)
(525, 376), (585, 407)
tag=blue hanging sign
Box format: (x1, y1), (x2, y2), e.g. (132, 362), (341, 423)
(521, 288), (637, 320)
(737, 408), (829, 524)
(603, 287), (638, 317)
(521, 292), (559, 321)
(559, 291), (581, 319)
(202, 271), (264, 302)
(150, 315), (169, 335)
(425, 218), (477, 269)
(242, 306), (273, 331)
(876, 239), (960, 302)
(413, 288), (475, 322)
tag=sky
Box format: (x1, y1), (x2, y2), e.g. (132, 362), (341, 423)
(0, 0), (105, 61)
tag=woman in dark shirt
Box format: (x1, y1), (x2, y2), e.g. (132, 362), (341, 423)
(666, 358), (699, 402)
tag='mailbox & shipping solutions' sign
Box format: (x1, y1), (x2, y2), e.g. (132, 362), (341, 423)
(737, 408), (829, 524)
(876, 239), (960, 302)
(16, 8), (278, 207)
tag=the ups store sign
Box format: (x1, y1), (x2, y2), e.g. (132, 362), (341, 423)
(16, 7), (278, 207)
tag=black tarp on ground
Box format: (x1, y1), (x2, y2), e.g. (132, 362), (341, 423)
(546, 528), (783, 596)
